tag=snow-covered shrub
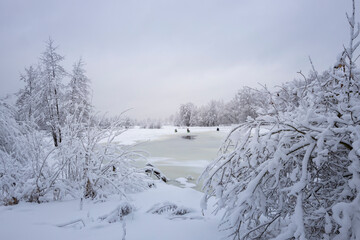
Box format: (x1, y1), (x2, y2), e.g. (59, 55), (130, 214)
(53, 113), (150, 200)
(0, 100), (54, 204)
(144, 163), (168, 182)
(80, 116), (150, 199)
(0, 106), (149, 204)
(99, 202), (134, 223)
(0, 101), (25, 205)
(201, 2), (360, 239)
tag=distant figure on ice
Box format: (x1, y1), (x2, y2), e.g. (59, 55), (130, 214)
(175, 129), (177, 133)
(187, 128), (190, 133)
(216, 127), (219, 131)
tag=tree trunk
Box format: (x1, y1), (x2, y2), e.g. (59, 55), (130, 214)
(52, 128), (58, 147)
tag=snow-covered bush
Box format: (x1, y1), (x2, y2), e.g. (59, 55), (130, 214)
(0, 106), (149, 205)
(70, 115), (149, 199)
(201, 2), (360, 239)
(32, 99), (150, 201)
(0, 100), (54, 204)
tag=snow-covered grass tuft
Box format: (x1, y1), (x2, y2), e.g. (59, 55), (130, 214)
(98, 202), (134, 223)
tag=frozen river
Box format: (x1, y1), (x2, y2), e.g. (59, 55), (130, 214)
(132, 129), (227, 190)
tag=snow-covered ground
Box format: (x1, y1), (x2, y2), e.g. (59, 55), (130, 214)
(115, 125), (232, 145)
(1, 126), (232, 240)
(0, 182), (225, 240)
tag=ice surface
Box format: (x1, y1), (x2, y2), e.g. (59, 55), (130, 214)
(175, 177), (196, 188)
(130, 127), (229, 190)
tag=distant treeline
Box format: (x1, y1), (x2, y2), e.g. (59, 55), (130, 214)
(171, 86), (269, 127)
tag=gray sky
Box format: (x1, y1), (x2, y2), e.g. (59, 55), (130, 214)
(0, 0), (353, 120)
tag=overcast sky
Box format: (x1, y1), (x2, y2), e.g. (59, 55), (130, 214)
(0, 0), (354, 120)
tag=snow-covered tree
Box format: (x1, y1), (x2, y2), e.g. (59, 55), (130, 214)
(176, 100), (227, 126)
(173, 112), (182, 126)
(201, 2), (360, 239)
(173, 88), (268, 126)
(34, 38), (67, 147)
(16, 65), (39, 122)
(139, 118), (163, 129)
(189, 107), (200, 126)
(66, 58), (92, 122)
(5, 38), (151, 205)
(199, 100), (220, 126)
(179, 102), (196, 127)
(215, 100), (229, 125)
(224, 87), (266, 124)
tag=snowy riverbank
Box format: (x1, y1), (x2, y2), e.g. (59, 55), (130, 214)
(0, 181), (226, 240)
(1, 126), (233, 240)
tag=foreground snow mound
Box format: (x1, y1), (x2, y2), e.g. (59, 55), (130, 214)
(0, 182), (225, 240)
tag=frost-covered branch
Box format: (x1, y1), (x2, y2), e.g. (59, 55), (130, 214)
(201, 2), (360, 238)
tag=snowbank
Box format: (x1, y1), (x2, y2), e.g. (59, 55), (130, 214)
(0, 182), (225, 240)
